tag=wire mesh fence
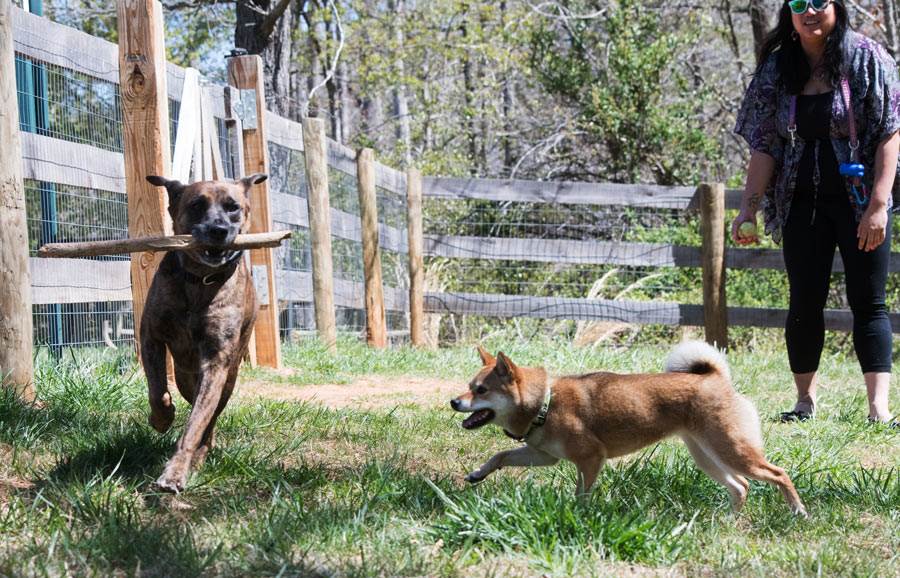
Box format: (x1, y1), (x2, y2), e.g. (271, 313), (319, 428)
(11, 8), (413, 355)
(421, 188), (700, 345)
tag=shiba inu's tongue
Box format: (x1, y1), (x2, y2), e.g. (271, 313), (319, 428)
(462, 409), (494, 430)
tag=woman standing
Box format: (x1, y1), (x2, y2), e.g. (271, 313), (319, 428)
(733, 0), (899, 425)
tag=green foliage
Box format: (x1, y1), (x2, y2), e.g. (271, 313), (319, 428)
(529, 0), (721, 185)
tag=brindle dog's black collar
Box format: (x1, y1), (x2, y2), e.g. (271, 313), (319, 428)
(179, 251), (243, 286)
(504, 386), (552, 442)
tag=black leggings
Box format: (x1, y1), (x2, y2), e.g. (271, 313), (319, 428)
(782, 194), (892, 374)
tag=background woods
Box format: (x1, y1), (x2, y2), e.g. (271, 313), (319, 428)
(34, 0), (900, 185)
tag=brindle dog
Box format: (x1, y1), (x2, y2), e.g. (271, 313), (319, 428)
(143, 173), (266, 493)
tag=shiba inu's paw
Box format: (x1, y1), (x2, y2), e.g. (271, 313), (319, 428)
(465, 471), (487, 484)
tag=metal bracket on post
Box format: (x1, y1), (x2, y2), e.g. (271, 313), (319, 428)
(234, 89), (258, 130)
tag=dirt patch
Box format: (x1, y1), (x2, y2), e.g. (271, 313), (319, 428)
(237, 372), (462, 410)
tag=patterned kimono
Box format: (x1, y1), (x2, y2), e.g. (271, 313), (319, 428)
(734, 30), (900, 242)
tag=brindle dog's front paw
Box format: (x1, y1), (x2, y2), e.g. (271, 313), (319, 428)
(153, 471), (187, 494)
(465, 471), (486, 484)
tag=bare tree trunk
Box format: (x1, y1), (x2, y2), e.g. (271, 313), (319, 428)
(304, 9), (323, 117)
(461, 5), (477, 175)
(883, 0), (900, 60)
(323, 15), (340, 139)
(749, 0), (770, 60)
(390, 0), (412, 166)
(338, 59), (351, 143)
(235, 0), (295, 117)
(500, 1), (513, 175)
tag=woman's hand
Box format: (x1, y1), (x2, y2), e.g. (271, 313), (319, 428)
(731, 210), (759, 245)
(857, 203), (889, 251)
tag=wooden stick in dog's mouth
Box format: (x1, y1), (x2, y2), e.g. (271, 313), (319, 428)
(37, 231), (292, 258)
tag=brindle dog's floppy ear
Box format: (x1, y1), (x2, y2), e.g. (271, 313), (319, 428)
(146, 175), (185, 207)
(477, 345), (495, 366)
(494, 351), (518, 379)
(240, 173), (268, 189)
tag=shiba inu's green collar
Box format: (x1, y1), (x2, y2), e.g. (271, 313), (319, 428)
(504, 386), (552, 442)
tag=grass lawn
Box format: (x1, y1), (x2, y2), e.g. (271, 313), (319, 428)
(1, 336), (898, 577)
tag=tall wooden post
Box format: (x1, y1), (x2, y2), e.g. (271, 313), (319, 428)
(0, 0), (35, 401)
(699, 182), (728, 349)
(227, 55), (282, 368)
(117, 0), (172, 356)
(357, 148), (387, 348)
(302, 118), (337, 352)
(406, 168), (425, 347)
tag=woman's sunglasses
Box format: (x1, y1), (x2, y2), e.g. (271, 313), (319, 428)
(787, 0), (832, 14)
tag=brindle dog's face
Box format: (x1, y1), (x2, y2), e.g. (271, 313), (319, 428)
(146, 174), (267, 268)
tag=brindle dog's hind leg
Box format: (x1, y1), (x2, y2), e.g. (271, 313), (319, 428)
(141, 336), (175, 434)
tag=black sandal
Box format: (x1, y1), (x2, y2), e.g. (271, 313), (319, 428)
(779, 410), (813, 423)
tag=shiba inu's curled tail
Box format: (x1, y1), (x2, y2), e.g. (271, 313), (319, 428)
(664, 340), (731, 384)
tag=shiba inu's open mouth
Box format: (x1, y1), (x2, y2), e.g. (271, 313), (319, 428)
(462, 409), (495, 429)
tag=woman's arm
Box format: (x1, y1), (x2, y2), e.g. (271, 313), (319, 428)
(857, 130), (899, 251)
(732, 151), (775, 245)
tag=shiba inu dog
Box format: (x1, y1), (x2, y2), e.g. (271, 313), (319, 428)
(450, 341), (807, 516)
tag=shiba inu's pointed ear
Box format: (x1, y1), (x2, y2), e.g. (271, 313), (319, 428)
(494, 351), (518, 379)
(477, 345), (495, 366)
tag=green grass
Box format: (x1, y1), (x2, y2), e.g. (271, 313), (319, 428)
(1, 336), (898, 577)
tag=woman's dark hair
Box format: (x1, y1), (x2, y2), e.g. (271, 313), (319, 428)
(756, 0), (851, 93)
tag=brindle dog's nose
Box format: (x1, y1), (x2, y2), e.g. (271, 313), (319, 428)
(450, 398), (461, 411)
(208, 224), (229, 243)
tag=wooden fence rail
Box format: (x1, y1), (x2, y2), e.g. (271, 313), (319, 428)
(421, 176), (900, 341)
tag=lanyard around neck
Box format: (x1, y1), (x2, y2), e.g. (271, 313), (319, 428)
(787, 77), (859, 161)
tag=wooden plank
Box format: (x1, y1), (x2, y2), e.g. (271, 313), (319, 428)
(277, 269), (407, 311)
(224, 86), (246, 178)
(1, 0), (35, 400)
(228, 54), (282, 368)
(11, 5), (120, 83)
(271, 192), (408, 252)
(422, 233), (900, 274)
(200, 86), (228, 181)
(20, 132), (125, 193)
(172, 67), (200, 182)
(375, 162), (406, 194)
(30, 258), (131, 304)
(327, 139), (357, 176)
(118, 0), (172, 356)
(266, 113), (304, 150)
(700, 183), (727, 348)
(423, 176), (696, 208)
(424, 235), (702, 267)
(357, 148), (387, 348)
(423, 291), (900, 333)
(407, 168), (425, 346)
(424, 291), (699, 325)
(301, 117), (337, 352)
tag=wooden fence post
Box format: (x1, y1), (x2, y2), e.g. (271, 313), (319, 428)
(406, 168), (425, 347)
(699, 182), (728, 349)
(227, 54), (282, 368)
(117, 0), (172, 362)
(302, 117), (337, 352)
(357, 148), (387, 348)
(0, 0), (35, 401)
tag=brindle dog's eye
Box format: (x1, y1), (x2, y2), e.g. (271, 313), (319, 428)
(476, 386), (487, 394)
(224, 201), (240, 213)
